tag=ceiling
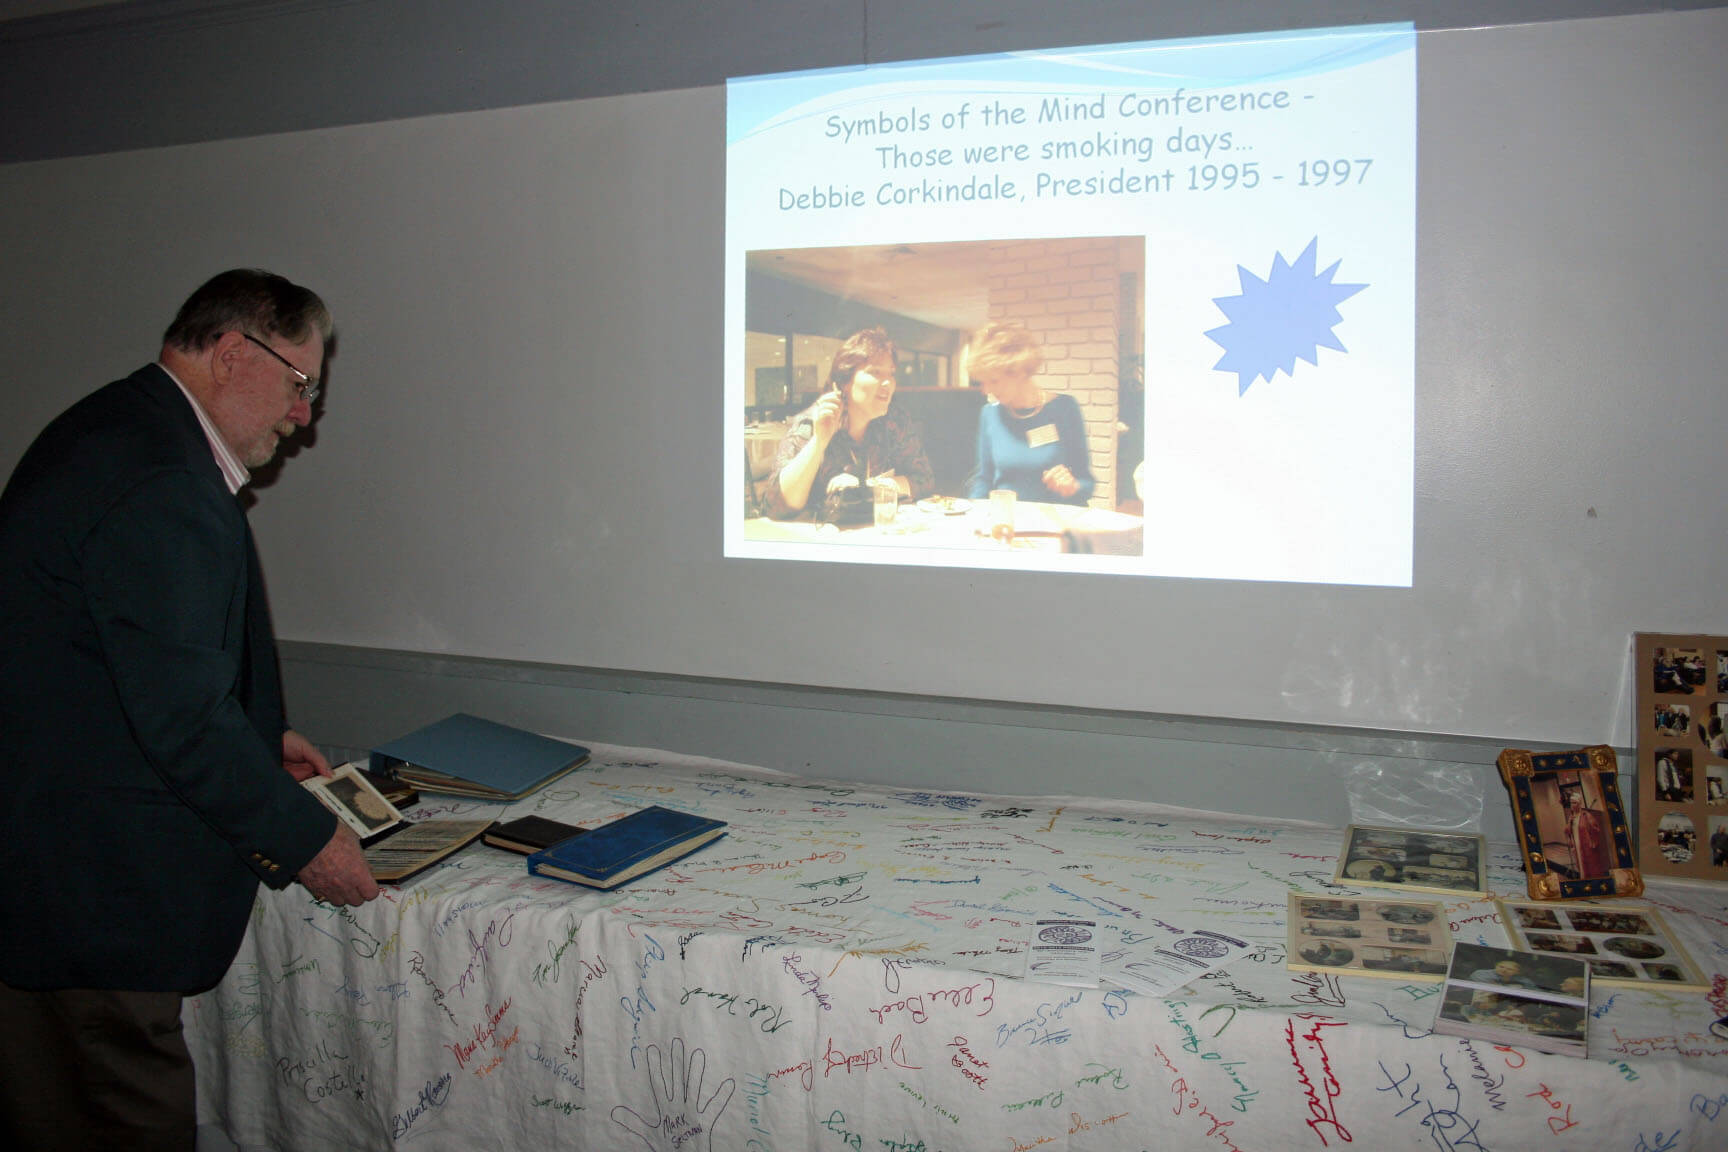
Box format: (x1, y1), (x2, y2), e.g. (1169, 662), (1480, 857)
(753, 242), (996, 333)
(8, 2), (1722, 166)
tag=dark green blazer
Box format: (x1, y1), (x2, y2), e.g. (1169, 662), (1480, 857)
(0, 365), (336, 992)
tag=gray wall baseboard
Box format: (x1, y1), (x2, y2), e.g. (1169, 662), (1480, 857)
(281, 641), (1608, 845)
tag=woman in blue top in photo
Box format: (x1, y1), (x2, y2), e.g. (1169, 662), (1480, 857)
(964, 322), (1095, 505)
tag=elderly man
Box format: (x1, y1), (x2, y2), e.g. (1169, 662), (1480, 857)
(0, 269), (379, 1150)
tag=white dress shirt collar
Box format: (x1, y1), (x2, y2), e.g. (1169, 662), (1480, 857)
(159, 363), (250, 495)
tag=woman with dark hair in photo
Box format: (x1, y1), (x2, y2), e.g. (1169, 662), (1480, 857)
(764, 326), (934, 519)
(964, 322), (1096, 505)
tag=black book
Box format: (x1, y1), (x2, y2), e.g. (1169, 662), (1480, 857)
(483, 815), (589, 856)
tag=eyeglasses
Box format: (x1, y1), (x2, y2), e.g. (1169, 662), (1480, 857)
(241, 332), (321, 405)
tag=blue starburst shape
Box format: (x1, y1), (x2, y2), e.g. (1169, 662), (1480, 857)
(1204, 238), (1367, 395)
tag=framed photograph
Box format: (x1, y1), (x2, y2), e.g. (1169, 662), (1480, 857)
(1285, 893), (1453, 981)
(1496, 746), (1641, 900)
(1634, 633), (1728, 883)
(1332, 824), (1487, 896)
(1498, 899), (1707, 989)
(303, 762), (406, 841)
(1430, 942), (1590, 1058)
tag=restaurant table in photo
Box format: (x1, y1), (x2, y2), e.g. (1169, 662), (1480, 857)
(743, 498), (1145, 556)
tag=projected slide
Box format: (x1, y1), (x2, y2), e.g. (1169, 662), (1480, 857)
(724, 24), (1414, 586)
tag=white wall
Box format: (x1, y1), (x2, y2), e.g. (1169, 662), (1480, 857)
(1, 10), (1724, 755)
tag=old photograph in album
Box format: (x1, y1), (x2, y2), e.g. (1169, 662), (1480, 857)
(1498, 899), (1707, 989)
(1634, 633), (1728, 883)
(1332, 824), (1487, 897)
(303, 763), (489, 884)
(1431, 942), (1590, 1058)
(1496, 745), (1641, 900)
(1286, 893), (1452, 980)
(302, 763), (405, 839)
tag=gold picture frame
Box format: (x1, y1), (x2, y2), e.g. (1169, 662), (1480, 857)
(1496, 746), (1641, 901)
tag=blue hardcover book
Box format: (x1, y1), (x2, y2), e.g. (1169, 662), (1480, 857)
(527, 805), (727, 889)
(370, 713), (590, 801)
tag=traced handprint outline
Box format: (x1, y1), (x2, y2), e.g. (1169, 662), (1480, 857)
(610, 1037), (736, 1152)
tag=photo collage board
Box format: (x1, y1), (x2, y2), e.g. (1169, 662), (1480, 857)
(1635, 632), (1728, 882)
(1332, 824), (1487, 896)
(1285, 893), (1453, 980)
(1498, 899), (1706, 989)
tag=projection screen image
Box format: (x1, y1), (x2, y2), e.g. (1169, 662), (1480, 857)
(724, 24), (1415, 586)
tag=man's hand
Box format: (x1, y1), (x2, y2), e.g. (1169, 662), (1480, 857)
(296, 824), (379, 906)
(282, 728), (332, 782)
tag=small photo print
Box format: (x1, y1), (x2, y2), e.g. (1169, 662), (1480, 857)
(1447, 942), (1588, 998)
(304, 763), (405, 840)
(1333, 825), (1486, 896)
(1531, 768), (1620, 882)
(1600, 936), (1666, 961)
(1376, 903), (1438, 926)
(1657, 811), (1697, 864)
(1402, 866), (1481, 891)
(1436, 986), (1587, 1047)
(1497, 899), (1706, 988)
(1343, 857), (1402, 883)
(1297, 897), (1361, 921)
(1707, 766), (1728, 807)
(1585, 958), (1638, 980)
(1654, 702), (1692, 735)
(1711, 817), (1728, 868)
(1654, 748), (1693, 803)
(1654, 646), (1707, 694)
(1358, 946), (1449, 975)
(1704, 703), (1728, 760)
(1296, 940), (1357, 967)
(1287, 893), (1452, 981)
(1512, 905), (1563, 931)
(1565, 909), (1653, 935)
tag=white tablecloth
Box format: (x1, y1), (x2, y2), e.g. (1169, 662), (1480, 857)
(187, 744), (1728, 1150)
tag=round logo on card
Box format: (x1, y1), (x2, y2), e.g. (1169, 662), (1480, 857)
(1038, 924), (1093, 946)
(1172, 935), (1229, 959)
